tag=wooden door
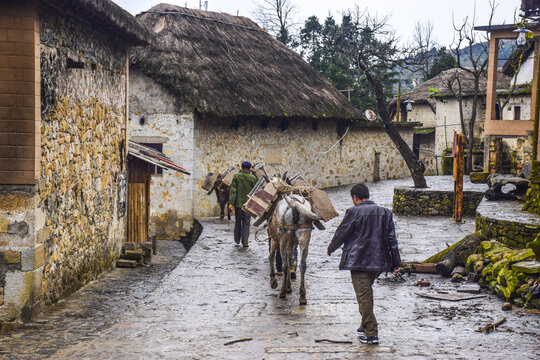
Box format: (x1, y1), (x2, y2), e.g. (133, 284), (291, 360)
(127, 157), (151, 243)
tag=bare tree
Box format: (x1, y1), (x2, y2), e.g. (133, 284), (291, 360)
(411, 20), (437, 81)
(333, 7), (427, 188)
(446, 0), (497, 173)
(252, 0), (297, 44)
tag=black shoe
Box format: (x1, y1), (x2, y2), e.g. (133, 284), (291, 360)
(359, 335), (378, 345)
(356, 326), (364, 335)
(234, 238), (240, 245)
(242, 243), (249, 248)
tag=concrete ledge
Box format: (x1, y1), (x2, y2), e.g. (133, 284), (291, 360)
(475, 198), (540, 249)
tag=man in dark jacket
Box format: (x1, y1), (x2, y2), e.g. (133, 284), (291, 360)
(228, 161), (257, 247)
(327, 183), (401, 345)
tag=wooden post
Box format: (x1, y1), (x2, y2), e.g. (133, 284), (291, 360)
(453, 134), (465, 223)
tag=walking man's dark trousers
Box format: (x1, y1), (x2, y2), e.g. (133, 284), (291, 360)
(234, 207), (251, 246)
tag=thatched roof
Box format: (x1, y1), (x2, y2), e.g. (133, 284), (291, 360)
(130, 4), (361, 120)
(389, 68), (512, 113)
(43, 0), (150, 45)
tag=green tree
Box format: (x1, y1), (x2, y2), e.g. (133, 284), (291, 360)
(297, 14), (398, 118)
(427, 47), (458, 79)
(331, 7), (427, 188)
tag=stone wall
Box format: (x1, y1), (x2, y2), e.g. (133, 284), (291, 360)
(129, 69), (194, 240)
(194, 117), (414, 218)
(37, 4), (128, 305)
(476, 200), (540, 249)
(0, 4), (128, 326)
(393, 186), (484, 216)
(523, 160), (540, 215)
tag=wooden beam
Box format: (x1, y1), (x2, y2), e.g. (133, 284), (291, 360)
(484, 119), (534, 136)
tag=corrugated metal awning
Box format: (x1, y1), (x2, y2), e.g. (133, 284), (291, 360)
(128, 140), (191, 175)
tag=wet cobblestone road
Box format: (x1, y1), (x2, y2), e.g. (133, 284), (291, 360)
(1, 177), (539, 359)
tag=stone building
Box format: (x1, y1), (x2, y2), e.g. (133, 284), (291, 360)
(129, 4), (416, 239)
(0, 0), (148, 327)
(389, 68), (514, 174)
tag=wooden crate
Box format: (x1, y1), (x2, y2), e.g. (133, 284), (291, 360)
(243, 182), (278, 218)
(202, 172), (218, 191)
(222, 168), (240, 187)
(310, 189), (338, 222)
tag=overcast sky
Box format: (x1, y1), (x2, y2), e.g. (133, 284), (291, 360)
(114, 0), (520, 46)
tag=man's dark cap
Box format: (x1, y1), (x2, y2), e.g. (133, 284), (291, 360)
(241, 161), (252, 168)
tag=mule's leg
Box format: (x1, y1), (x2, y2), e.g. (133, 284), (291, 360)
(279, 239), (289, 299)
(219, 202), (225, 220)
(285, 239), (295, 293)
(268, 235), (279, 289)
(297, 230), (311, 305)
(227, 204), (231, 220)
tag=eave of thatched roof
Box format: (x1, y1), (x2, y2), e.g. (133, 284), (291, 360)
(389, 68), (512, 112)
(43, 0), (151, 45)
(130, 3), (361, 120)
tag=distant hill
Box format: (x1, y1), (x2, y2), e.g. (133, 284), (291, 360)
(457, 40), (516, 68)
(396, 40), (516, 93)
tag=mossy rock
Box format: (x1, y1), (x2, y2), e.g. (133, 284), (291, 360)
(470, 172), (489, 183)
(492, 258), (509, 277)
(474, 260), (485, 273)
(526, 234), (540, 261)
(511, 260), (540, 274)
(485, 248), (512, 258)
(482, 262), (494, 277)
(505, 248), (535, 263)
(514, 297), (525, 307)
(466, 254), (483, 272)
(480, 240), (506, 253)
(502, 271), (521, 299)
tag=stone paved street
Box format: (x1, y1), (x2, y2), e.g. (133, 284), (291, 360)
(1, 177), (539, 359)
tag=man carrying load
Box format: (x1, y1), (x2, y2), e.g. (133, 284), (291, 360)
(228, 161), (257, 247)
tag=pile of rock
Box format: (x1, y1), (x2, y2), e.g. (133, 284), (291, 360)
(466, 240), (540, 309)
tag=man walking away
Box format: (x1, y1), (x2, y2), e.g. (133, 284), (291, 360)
(327, 183), (401, 345)
(228, 161), (257, 247)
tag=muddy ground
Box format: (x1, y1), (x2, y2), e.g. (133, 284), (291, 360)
(1, 176), (538, 359)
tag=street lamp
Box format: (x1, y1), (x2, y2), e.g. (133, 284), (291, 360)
(514, 27), (532, 46)
(404, 98), (415, 112)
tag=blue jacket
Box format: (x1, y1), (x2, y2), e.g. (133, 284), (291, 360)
(327, 200), (401, 272)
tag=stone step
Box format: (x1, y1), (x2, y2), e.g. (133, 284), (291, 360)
(116, 259), (137, 268)
(123, 249), (143, 260)
(123, 242), (141, 251)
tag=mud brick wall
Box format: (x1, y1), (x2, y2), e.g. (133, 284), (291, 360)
(37, 4), (128, 305)
(393, 187), (484, 216)
(523, 161), (540, 215)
